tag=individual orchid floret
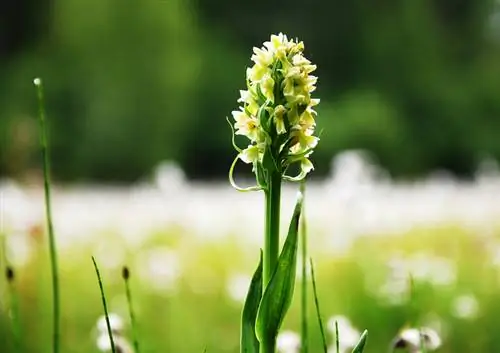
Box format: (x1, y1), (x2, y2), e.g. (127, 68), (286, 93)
(228, 33), (320, 190)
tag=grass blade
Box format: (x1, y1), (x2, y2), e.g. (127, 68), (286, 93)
(92, 256), (116, 353)
(309, 258), (328, 353)
(34, 77), (60, 353)
(300, 181), (308, 353)
(351, 330), (368, 353)
(6, 266), (22, 352)
(240, 251), (263, 353)
(122, 266), (140, 353)
(335, 321), (340, 353)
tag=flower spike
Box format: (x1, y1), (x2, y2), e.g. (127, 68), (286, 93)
(228, 33), (320, 187)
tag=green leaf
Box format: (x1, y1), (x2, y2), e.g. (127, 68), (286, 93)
(310, 258), (328, 353)
(255, 193), (303, 343)
(241, 251), (263, 353)
(351, 330), (368, 353)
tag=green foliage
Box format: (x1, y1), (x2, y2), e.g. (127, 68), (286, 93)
(2, 0), (500, 181)
(240, 252), (263, 353)
(2, 225), (500, 352)
(351, 330), (368, 353)
(92, 256), (116, 353)
(310, 259), (328, 353)
(255, 194), (302, 346)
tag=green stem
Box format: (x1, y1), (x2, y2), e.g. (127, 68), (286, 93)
(6, 267), (22, 353)
(92, 257), (117, 353)
(123, 269), (140, 353)
(263, 171), (281, 287)
(310, 259), (328, 353)
(35, 78), (60, 353)
(261, 171), (281, 353)
(259, 336), (277, 353)
(300, 181), (308, 353)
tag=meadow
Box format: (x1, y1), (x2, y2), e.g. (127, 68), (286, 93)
(2, 152), (500, 352)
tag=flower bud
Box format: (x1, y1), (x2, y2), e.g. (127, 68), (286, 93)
(5, 266), (14, 282)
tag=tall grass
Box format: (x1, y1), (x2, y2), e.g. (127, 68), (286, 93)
(34, 78), (60, 353)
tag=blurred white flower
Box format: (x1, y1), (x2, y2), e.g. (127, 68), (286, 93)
(154, 160), (186, 194)
(327, 315), (360, 353)
(4, 233), (34, 268)
(226, 273), (251, 303)
(421, 312), (448, 342)
(373, 255), (411, 305)
(408, 253), (456, 286)
(392, 327), (441, 352)
(96, 333), (134, 353)
(487, 242), (500, 268)
(376, 253), (456, 306)
(96, 313), (124, 334)
(377, 270), (411, 305)
(277, 330), (301, 353)
(451, 294), (480, 320)
(135, 247), (181, 293)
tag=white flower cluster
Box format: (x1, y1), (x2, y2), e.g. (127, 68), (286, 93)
(327, 315), (361, 353)
(392, 327), (442, 353)
(277, 330), (301, 353)
(96, 313), (134, 353)
(231, 33), (319, 178)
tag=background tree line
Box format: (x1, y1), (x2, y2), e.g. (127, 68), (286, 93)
(1, 0), (500, 182)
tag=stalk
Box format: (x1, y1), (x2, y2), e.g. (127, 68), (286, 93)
(261, 171), (282, 353)
(263, 171), (281, 288)
(300, 181), (308, 353)
(6, 266), (22, 353)
(92, 257), (116, 353)
(260, 336), (277, 353)
(123, 266), (140, 353)
(34, 78), (60, 353)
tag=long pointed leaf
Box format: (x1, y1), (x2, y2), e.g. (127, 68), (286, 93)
(351, 330), (368, 353)
(255, 192), (303, 343)
(241, 251), (263, 353)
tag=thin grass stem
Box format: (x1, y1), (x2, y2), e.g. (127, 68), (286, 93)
(309, 258), (328, 353)
(335, 321), (340, 353)
(122, 266), (140, 353)
(34, 77), (60, 353)
(6, 266), (22, 353)
(300, 181), (308, 353)
(92, 257), (117, 353)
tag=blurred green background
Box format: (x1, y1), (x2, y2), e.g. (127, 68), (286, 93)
(2, 0), (500, 182)
(3, 224), (500, 353)
(2, 1), (500, 353)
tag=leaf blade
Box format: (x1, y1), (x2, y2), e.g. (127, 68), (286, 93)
(351, 330), (368, 353)
(255, 192), (303, 343)
(241, 251), (264, 353)
(310, 258), (328, 353)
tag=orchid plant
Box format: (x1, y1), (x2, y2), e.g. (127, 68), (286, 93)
(228, 33), (367, 353)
